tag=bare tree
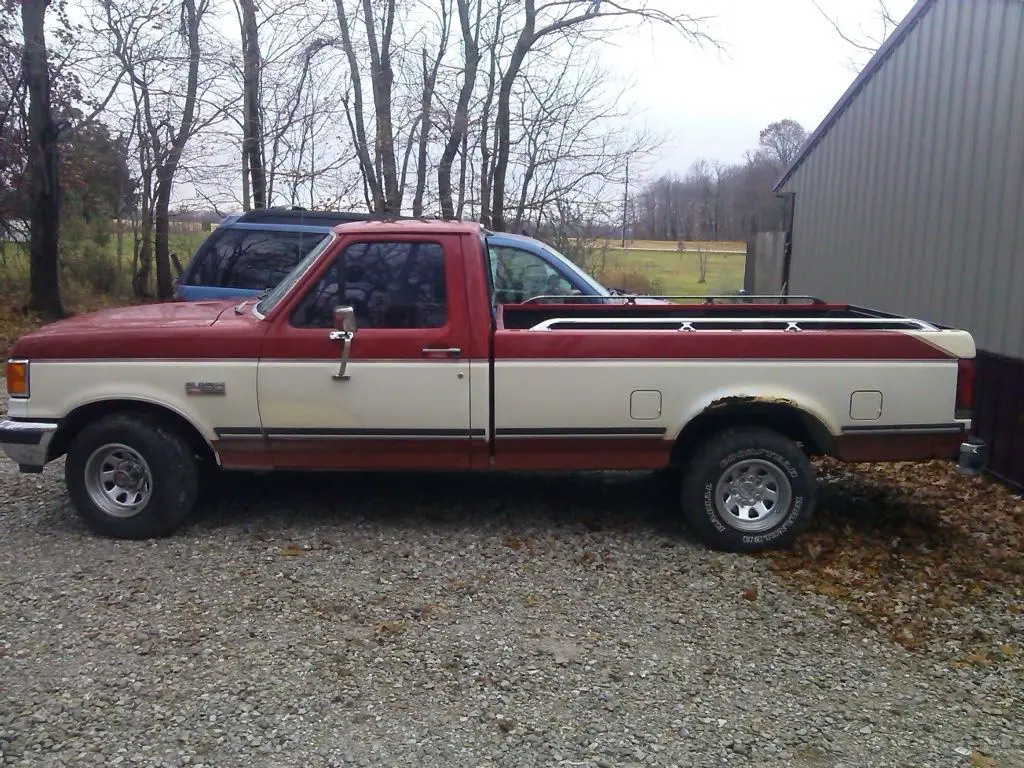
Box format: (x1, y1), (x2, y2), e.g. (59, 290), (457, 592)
(436, 0), (481, 219)
(632, 120), (809, 243)
(412, 0), (451, 217)
(488, 1), (711, 232)
(812, 0), (900, 72)
(333, 0), (406, 213)
(91, 0), (222, 299)
(20, 0), (63, 318)
(757, 119), (807, 166)
(237, 0), (266, 209)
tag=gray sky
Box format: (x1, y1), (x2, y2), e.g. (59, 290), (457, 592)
(599, 0), (916, 175)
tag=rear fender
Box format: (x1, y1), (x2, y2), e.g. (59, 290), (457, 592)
(672, 388), (839, 456)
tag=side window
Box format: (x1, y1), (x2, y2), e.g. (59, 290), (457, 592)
(189, 229), (320, 290)
(490, 246), (574, 302)
(290, 241), (447, 329)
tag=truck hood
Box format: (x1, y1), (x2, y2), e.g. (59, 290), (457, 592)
(34, 300), (237, 333)
(8, 299), (243, 360)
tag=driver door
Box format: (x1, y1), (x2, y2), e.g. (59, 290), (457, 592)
(256, 234), (475, 470)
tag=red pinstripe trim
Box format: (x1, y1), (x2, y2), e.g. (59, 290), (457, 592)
(494, 330), (954, 361)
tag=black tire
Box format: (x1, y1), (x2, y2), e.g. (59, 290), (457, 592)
(680, 427), (816, 553)
(64, 414), (200, 539)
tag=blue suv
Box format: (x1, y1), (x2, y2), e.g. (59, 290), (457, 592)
(173, 207), (618, 303)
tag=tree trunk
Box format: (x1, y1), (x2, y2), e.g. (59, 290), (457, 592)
(239, 0), (266, 208)
(151, 0), (202, 300)
(21, 0), (64, 319)
(437, 0), (478, 220)
(334, 0), (384, 210)
(412, 45), (439, 217)
(489, 32), (531, 232)
(241, 129), (250, 210)
(153, 174), (174, 299)
(133, 212), (153, 297)
(456, 130), (469, 218)
(361, 0), (400, 212)
(477, 9), (501, 228)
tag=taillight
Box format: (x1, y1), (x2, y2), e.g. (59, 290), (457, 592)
(956, 358), (974, 419)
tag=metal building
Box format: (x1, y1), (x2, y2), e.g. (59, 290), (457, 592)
(774, 0), (1024, 488)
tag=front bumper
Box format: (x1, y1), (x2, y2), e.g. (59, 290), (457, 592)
(0, 419), (60, 472)
(954, 436), (988, 477)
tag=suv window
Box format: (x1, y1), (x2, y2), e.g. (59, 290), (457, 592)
(187, 228), (327, 290)
(490, 245), (574, 302)
(290, 241), (447, 329)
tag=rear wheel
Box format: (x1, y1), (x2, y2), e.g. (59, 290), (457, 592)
(65, 414), (200, 539)
(680, 427), (816, 552)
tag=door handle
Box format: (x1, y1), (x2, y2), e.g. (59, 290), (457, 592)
(421, 346), (461, 358)
(330, 330), (354, 381)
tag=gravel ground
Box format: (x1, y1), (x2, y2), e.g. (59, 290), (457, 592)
(2, 383), (1022, 768)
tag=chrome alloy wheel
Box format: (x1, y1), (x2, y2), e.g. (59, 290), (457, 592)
(713, 458), (793, 532)
(83, 443), (154, 518)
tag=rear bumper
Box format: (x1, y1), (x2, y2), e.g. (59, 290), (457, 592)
(0, 419), (59, 472)
(954, 437), (988, 477)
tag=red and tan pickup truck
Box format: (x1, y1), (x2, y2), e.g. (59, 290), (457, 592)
(1, 219), (987, 552)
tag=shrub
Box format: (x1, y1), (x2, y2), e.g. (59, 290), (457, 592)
(594, 268), (664, 296)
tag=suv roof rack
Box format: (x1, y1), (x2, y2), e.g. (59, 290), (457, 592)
(233, 206), (462, 226)
(234, 208), (397, 225)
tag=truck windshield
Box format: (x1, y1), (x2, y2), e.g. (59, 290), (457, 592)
(254, 232), (336, 317)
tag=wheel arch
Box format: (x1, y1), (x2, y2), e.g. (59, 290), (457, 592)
(669, 396), (836, 468)
(48, 398), (218, 467)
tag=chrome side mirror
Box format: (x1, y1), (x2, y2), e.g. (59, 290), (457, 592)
(333, 305), (357, 333)
(329, 305), (357, 381)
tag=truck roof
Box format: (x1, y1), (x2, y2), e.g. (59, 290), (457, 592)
(331, 218), (482, 235)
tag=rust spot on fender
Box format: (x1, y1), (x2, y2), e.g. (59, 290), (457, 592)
(707, 395), (798, 410)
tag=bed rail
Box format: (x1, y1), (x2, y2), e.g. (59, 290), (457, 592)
(518, 293), (829, 305)
(528, 315), (942, 332)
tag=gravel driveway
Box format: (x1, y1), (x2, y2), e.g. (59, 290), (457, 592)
(2, 383), (1022, 768)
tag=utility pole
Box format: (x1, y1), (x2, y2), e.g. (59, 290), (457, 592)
(621, 155), (629, 248)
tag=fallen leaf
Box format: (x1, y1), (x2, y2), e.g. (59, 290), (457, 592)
(372, 620), (406, 637)
(970, 749), (996, 767)
(278, 544), (304, 557)
(753, 457), (1024, 658)
(966, 651), (991, 667)
(742, 585), (758, 601)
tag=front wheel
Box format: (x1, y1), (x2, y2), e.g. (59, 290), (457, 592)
(65, 414), (200, 539)
(680, 427), (817, 552)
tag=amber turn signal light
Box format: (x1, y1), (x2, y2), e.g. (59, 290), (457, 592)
(5, 360), (28, 398)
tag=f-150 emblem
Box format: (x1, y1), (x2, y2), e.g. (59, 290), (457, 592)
(185, 382), (226, 396)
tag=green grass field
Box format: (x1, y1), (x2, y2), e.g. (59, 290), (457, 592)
(0, 230), (207, 287)
(591, 238), (746, 253)
(588, 248), (747, 296)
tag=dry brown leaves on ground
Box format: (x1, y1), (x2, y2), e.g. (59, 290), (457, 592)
(0, 305), (43, 359)
(0, 289), (150, 357)
(762, 458), (1024, 664)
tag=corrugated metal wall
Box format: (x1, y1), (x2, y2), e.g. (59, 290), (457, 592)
(973, 351), (1024, 489)
(780, 0), (1024, 360)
